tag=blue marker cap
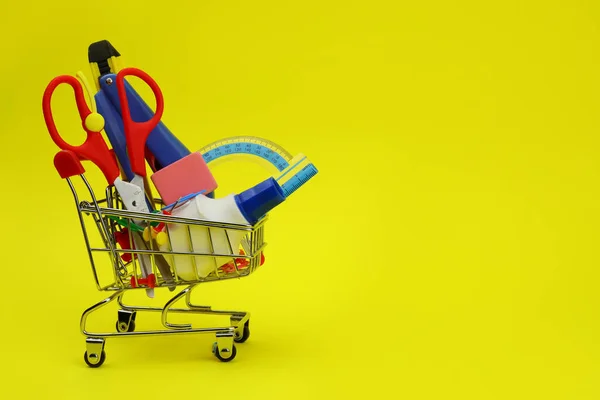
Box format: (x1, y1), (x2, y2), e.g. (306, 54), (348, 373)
(235, 177), (286, 225)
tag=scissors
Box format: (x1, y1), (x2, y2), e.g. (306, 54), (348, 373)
(42, 68), (162, 211)
(42, 68), (167, 296)
(112, 67), (164, 212)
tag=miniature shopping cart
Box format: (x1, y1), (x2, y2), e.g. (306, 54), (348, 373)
(55, 150), (267, 368)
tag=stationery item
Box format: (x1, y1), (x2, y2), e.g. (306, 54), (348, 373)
(133, 233), (176, 291)
(95, 81), (153, 211)
(88, 40), (123, 91)
(143, 227), (168, 246)
(150, 152), (218, 206)
(42, 69), (162, 298)
(103, 69), (175, 290)
(199, 136), (293, 169)
(220, 250), (265, 274)
(159, 177), (285, 280)
(43, 74), (122, 187)
(109, 216), (144, 232)
(53, 149), (177, 292)
(112, 217), (175, 289)
(89, 39), (191, 171)
(143, 210), (170, 245)
(114, 229), (135, 262)
(53, 149), (85, 178)
(198, 136), (318, 196)
(89, 39), (216, 199)
(161, 190), (207, 211)
(95, 88), (133, 178)
(112, 67), (169, 297)
(273, 154), (319, 198)
(130, 274), (156, 289)
(111, 67), (164, 213)
(98, 72), (190, 171)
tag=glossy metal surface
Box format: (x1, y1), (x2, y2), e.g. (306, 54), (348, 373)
(66, 172), (267, 363)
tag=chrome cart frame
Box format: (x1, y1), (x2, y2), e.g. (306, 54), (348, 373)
(62, 169), (267, 368)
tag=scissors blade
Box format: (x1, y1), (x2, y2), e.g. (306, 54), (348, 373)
(132, 233), (155, 298)
(113, 178), (155, 297)
(114, 178), (149, 214)
(114, 175), (170, 297)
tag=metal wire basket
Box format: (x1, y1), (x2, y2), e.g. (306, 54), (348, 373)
(61, 163), (267, 367)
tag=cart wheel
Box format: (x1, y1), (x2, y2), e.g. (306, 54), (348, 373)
(84, 350), (106, 368)
(213, 342), (237, 362)
(234, 320), (250, 343)
(116, 320), (136, 333)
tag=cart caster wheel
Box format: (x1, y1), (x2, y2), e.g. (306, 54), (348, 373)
(84, 350), (106, 368)
(85, 338), (106, 368)
(116, 320), (136, 332)
(116, 309), (136, 332)
(234, 320), (250, 343)
(213, 343), (237, 362)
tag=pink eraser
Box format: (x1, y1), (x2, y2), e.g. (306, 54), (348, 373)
(151, 152), (218, 205)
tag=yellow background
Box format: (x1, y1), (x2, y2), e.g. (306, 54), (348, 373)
(1, 0), (600, 398)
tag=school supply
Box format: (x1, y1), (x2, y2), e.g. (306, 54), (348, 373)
(159, 177), (286, 280)
(45, 40), (319, 368)
(42, 67), (167, 298)
(90, 40), (218, 201)
(198, 136), (318, 197)
(150, 152), (218, 206)
(89, 40), (193, 172)
(274, 154), (319, 198)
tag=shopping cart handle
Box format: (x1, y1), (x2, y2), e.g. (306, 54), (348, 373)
(54, 150), (85, 179)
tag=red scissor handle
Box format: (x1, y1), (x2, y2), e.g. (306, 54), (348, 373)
(54, 150), (85, 179)
(42, 75), (120, 185)
(115, 67), (165, 177)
